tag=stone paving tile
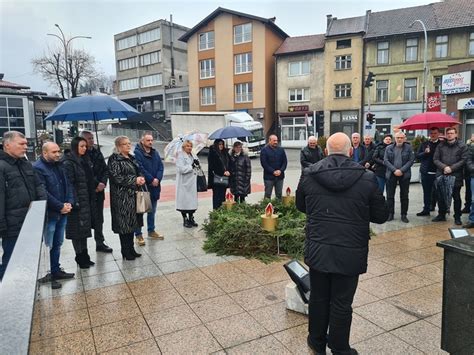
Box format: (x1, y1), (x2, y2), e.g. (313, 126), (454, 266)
(157, 258), (196, 274)
(89, 297), (141, 327)
(424, 312), (442, 328)
(144, 304), (202, 337)
(355, 332), (424, 354)
(366, 259), (401, 276)
(188, 253), (227, 267)
(225, 334), (292, 354)
(165, 268), (210, 287)
(358, 275), (409, 299)
(249, 301), (307, 333)
(135, 287), (186, 315)
(408, 262), (444, 283)
(92, 316), (153, 353)
(82, 270), (126, 291)
(352, 287), (380, 308)
(127, 275), (173, 297)
(148, 249), (186, 263)
(273, 324), (313, 355)
(120, 263), (163, 282)
(404, 246), (444, 264)
(230, 258), (269, 274)
(85, 283), (132, 307)
(34, 292), (87, 318)
(390, 320), (448, 354)
(387, 283), (443, 318)
(36, 277), (84, 300)
(248, 265), (290, 285)
(155, 325), (222, 354)
(206, 312), (269, 348)
(29, 329), (95, 355)
(350, 313), (385, 344)
(354, 300), (419, 331)
(265, 280), (290, 301)
(189, 294), (245, 323)
(379, 269), (436, 290)
(199, 262), (243, 279)
(213, 272), (261, 293)
(174, 279), (225, 303)
(78, 260), (120, 277)
(229, 286), (282, 311)
(100, 338), (161, 354)
(115, 254), (155, 270)
(368, 241), (415, 258)
(378, 254), (426, 269)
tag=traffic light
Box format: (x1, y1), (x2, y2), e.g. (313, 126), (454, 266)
(316, 112), (324, 136)
(364, 72), (376, 88)
(366, 112), (375, 125)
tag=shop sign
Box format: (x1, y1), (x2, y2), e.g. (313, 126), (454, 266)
(288, 105), (309, 112)
(441, 71), (472, 95)
(426, 92), (441, 112)
(457, 98), (474, 110)
(342, 113), (358, 121)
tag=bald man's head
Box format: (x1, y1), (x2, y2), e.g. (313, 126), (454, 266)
(42, 142), (61, 162)
(326, 133), (352, 157)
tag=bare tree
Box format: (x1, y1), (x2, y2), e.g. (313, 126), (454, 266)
(32, 46), (102, 99)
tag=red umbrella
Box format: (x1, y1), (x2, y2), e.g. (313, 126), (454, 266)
(398, 112), (460, 130)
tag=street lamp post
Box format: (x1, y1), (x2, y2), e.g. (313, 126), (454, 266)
(409, 19), (428, 113)
(47, 24), (91, 99)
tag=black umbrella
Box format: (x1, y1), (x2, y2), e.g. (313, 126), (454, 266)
(435, 175), (456, 211)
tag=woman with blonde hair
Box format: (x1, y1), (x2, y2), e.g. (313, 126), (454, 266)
(108, 136), (145, 260)
(176, 140), (199, 228)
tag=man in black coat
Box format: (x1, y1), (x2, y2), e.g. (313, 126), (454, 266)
(81, 131), (112, 253)
(0, 131), (47, 280)
(300, 136), (323, 170)
(260, 134), (287, 199)
(296, 132), (388, 355)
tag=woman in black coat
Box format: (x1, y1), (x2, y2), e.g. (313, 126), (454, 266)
(62, 137), (95, 269)
(371, 134), (392, 194)
(208, 139), (230, 209)
(108, 136), (146, 260)
(229, 141), (251, 203)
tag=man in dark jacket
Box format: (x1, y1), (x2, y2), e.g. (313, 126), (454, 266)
(433, 127), (468, 225)
(463, 142), (474, 228)
(384, 132), (415, 223)
(362, 135), (376, 168)
(34, 142), (75, 288)
(296, 132), (388, 355)
(351, 133), (368, 166)
(81, 131), (113, 253)
(0, 131), (47, 280)
(416, 127), (440, 216)
(260, 134), (287, 199)
(134, 133), (164, 244)
(300, 136), (323, 170)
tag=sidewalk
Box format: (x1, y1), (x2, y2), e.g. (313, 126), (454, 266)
(30, 166), (454, 354)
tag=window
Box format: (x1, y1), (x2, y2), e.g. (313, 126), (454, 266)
(335, 84), (351, 98)
(200, 87), (215, 105)
(118, 57), (137, 71)
(138, 28), (161, 44)
(336, 39), (351, 49)
(117, 35), (137, 50)
(234, 23), (252, 44)
(200, 59), (215, 79)
(377, 41), (389, 64)
(166, 92), (190, 114)
(140, 74), (162, 88)
(281, 117), (308, 142)
(139, 51), (161, 66)
(235, 53), (252, 74)
(235, 83), (253, 103)
(288, 61), (310, 76)
(288, 88), (310, 102)
(405, 38), (418, 62)
(470, 33), (474, 55)
(435, 35), (448, 58)
(119, 78), (139, 91)
(404, 78), (417, 101)
(335, 55), (352, 70)
(199, 31), (214, 51)
(0, 97), (25, 136)
(434, 76), (442, 93)
(376, 80), (389, 103)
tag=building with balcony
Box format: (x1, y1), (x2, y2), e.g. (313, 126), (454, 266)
(363, 0), (474, 139)
(114, 19), (190, 118)
(274, 34), (325, 147)
(179, 7), (288, 133)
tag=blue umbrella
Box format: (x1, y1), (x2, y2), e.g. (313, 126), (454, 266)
(209, 126), (252, 139)
(45, 95), (140, 147)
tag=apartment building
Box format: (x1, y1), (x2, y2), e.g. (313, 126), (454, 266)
(323, 14), (368, 137)
(114, 19), (189, 118)
(274, 34), (325, 147)
(179, 7), (288, 133)
(363, 0), (474, 138)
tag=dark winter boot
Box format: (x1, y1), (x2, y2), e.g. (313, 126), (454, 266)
(75, 252), (90, 269)
(119, 234), (135, 260)
(188, 213), (198, 227)
(182, 215), (192, 228)
(83, 250), (95, 266)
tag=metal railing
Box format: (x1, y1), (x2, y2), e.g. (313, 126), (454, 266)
(0, 201), (47, 354)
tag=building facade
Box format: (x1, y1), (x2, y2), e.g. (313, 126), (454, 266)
(179, 7), (288, 133)
(323, 14), (368, 137)
(114, 19), (190, 118)
(363, 0), (474, 139)
(274, 35), (325, 147)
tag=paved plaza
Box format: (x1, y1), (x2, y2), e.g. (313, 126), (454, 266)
(29, 157), (457, 354)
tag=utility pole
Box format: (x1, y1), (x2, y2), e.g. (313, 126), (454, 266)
(409, 20), (428, 113)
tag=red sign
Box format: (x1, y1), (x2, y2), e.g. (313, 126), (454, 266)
(427, 92), (441, 112)
(288, 105), (309, 112)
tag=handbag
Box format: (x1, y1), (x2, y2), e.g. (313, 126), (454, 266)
(213, 173), (229, 187)
(196, 166), (208, 192)
(136, 185), (152, 214)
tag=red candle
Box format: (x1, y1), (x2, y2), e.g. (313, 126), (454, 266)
(286, 187), (291, 196)
(265, 202), (274, 217)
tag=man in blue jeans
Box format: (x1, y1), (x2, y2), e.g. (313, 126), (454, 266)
(134, 133), (164, 245)
(33, 142), (75, 289)
(260, 135), (287, 199)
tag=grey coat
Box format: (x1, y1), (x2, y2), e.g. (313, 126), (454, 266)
(176, 151), (198, 211)
(384, 143), (415, 180)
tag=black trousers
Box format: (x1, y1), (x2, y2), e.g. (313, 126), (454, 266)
(464, 174), (471, 209)
(308, 269), (359, 355)
(420, 173), (436, 212)
(119, 233), (134, 252)
(212, 185), (226, 210)
(94, 196), (105, 246)
(386, 175), (410, 215)
(438, 185), (462, 219)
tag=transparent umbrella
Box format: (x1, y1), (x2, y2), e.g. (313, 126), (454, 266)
(164, 131), (208, 163)
(435, 175), (456, 212)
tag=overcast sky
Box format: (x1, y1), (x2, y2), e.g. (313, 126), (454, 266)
(1, 0), (439, 95)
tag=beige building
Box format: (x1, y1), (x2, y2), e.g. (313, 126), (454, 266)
(323, 14), (368, 137)
(179, 7), (288, 133)
(274, 35), (325, 147)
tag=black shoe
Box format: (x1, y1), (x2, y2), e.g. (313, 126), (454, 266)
(38, 273), (53, 283)
(432, 215), (446, 222)
(416, 210), (430, 216)
(75, 254), (90, 269)
(183, 219), (193, 228)
(455, 218), (462, 226)
(121, 250), (136, 260)
(463, 222), (474, 228)
(96, 244), (113, 253)
(307, 335), (326, 355)
(387, 213), (394, 221)
(52, 269), (75, 280)
(189, 216), (198, 227)
(401, 215), (409, 223)
(131, 248), (142, 258)
(51, 280), (62, 289)
(84, 251), (95, 266)
(461, 207), (470, 214)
